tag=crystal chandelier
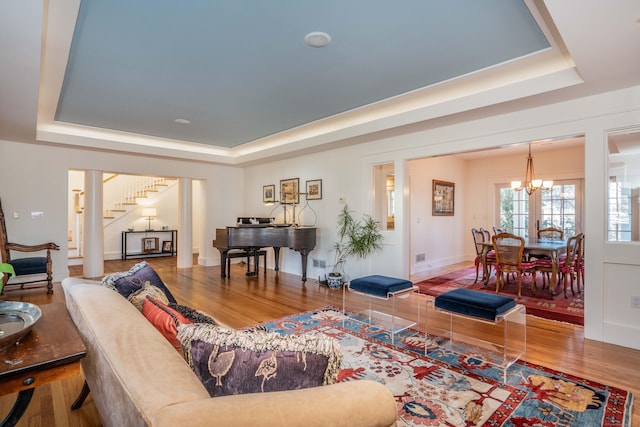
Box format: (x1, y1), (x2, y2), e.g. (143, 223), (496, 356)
(510, 144), (553, 195)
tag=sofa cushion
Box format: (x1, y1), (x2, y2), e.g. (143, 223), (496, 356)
(142, 297), (194, 352)
(9, 257), (47, 275)
(177, 324), (342, 397)
(128, 281), (170, 311)
(101, 261), (177, 303)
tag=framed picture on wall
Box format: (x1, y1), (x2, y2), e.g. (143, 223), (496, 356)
(432, 180), (455, 216)
(142, 237), (159, 252)
(306, 179), (322, 200)
(263, 184), (275, 203)
(280, 178), (299, 204)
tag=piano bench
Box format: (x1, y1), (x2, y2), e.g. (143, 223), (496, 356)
(226, 249), (267, 277)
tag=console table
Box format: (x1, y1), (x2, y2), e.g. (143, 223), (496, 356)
(121, 230), (177, 259)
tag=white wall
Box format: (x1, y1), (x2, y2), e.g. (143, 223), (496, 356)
(242, 144), (392, 282)
(408, 156), (467, 274)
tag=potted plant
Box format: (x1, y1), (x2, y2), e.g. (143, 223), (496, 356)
(328, 205), (383, 288)
(0, 263), (16, 294)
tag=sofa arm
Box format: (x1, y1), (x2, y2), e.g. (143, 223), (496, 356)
(152, 380), (397, 427)
(62, 277), (102, 286)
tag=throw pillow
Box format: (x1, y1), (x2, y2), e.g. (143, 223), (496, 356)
(177, 323), (342, 397)
(142, 296), (193, 352)
(169, 303), (218, 326)
(128, 281), (170, 311)
(101, 261), (177, 303)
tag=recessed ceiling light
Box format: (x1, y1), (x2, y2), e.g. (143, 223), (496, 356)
(304, 31), (331, 48)
(174, 118), (191, 125)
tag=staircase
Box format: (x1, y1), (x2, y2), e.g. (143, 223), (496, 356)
(103, 175), (173, 219)
(68, 174), (177, 261)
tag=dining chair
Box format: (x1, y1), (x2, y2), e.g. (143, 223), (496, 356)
(492, 226), (504, 235)
(544, 233), (580, 298)
(573, 233), (585, 294)
(537, 227), (564, 239)
(492, 232), (537, 299)
(471, 228), (496, 283)
(530, 227), (565, 276)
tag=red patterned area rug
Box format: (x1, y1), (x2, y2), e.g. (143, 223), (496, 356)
(414, 267), (584, 326)
(259, 307), (632, 427)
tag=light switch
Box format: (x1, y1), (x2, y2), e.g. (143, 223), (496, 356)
(13, 211), (19, 219)
(31, 211), (44, 219)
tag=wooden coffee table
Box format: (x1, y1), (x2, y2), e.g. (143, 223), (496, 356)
(0, 302), (86, 427)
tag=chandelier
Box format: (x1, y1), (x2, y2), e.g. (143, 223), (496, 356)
(510, 144), (553, 195)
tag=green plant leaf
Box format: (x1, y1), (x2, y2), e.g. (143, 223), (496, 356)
(0, 263), (16, 293)
(331, 205), (383, 273)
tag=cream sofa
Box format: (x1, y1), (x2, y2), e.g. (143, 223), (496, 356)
(62, 278), (398, 427)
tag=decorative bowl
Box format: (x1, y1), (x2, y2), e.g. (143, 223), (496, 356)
(0, 301), (42, 350)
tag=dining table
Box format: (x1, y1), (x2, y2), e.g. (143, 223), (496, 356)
(481, 237), (568, 297)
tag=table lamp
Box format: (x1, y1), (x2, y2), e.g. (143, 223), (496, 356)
(142, 207), (157, 231)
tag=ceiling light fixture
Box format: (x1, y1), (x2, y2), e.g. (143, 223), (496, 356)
(510, 143), (553, 196)
(304, 31), (331, 48)
(174, 118), (191, 125)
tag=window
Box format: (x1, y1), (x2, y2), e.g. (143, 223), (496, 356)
(540, 183), (577, 237)
(607, 128), (640, 242)
(607, 178), (632, 241)
(497, 180), (582, 238)
(499, 186), (529, 237)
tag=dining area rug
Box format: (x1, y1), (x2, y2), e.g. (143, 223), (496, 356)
(413, 267), (584, 326)
(259, 307), (631, 426)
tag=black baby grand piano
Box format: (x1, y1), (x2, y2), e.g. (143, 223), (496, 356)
(213, 217), (316, 282)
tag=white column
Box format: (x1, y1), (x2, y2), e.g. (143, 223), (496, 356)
(83, 170), (104, 278)
(194, 179), (212, 266)
(177, 178), (193, 268)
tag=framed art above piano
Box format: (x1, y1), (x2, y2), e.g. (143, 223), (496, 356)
(263, 184), (275, 203)
(280, 178), (299, 204)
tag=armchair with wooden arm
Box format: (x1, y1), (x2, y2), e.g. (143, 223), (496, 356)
(0, 198), (60, 294)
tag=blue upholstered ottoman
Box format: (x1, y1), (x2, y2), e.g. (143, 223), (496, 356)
(349, 275), (414, 298)
(344, 275), (419, 344)
(428, 288), (526, 383)
(434, 289), (516, 321)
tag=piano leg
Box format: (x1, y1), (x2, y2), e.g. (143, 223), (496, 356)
(273, 247), (281, 272)
(300, 250), (310, 282)
(220, 250), (229, 278)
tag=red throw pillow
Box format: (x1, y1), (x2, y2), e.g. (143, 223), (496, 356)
(142, 296), (193, 352)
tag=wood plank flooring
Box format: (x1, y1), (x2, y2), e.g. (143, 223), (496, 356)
(1, 257), (638, 426)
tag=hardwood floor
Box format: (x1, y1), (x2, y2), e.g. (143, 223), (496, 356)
(1, 257), (638, 426)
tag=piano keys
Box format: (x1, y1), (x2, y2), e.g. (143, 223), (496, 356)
(213, 224), (316, 282)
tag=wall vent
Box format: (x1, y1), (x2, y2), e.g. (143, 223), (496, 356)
(415, 253), (426, 263)
(312, 259), (326, 268)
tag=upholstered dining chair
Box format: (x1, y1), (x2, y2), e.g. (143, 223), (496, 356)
(471, 228), (496, 283)
(575, 233), (585, 293)
(0, 198), (60, 294)
(530, 227), (565, 274)
(537, 227), (564, 239)
(492, 232), (537, 299)
(549, 233), (581, 298)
